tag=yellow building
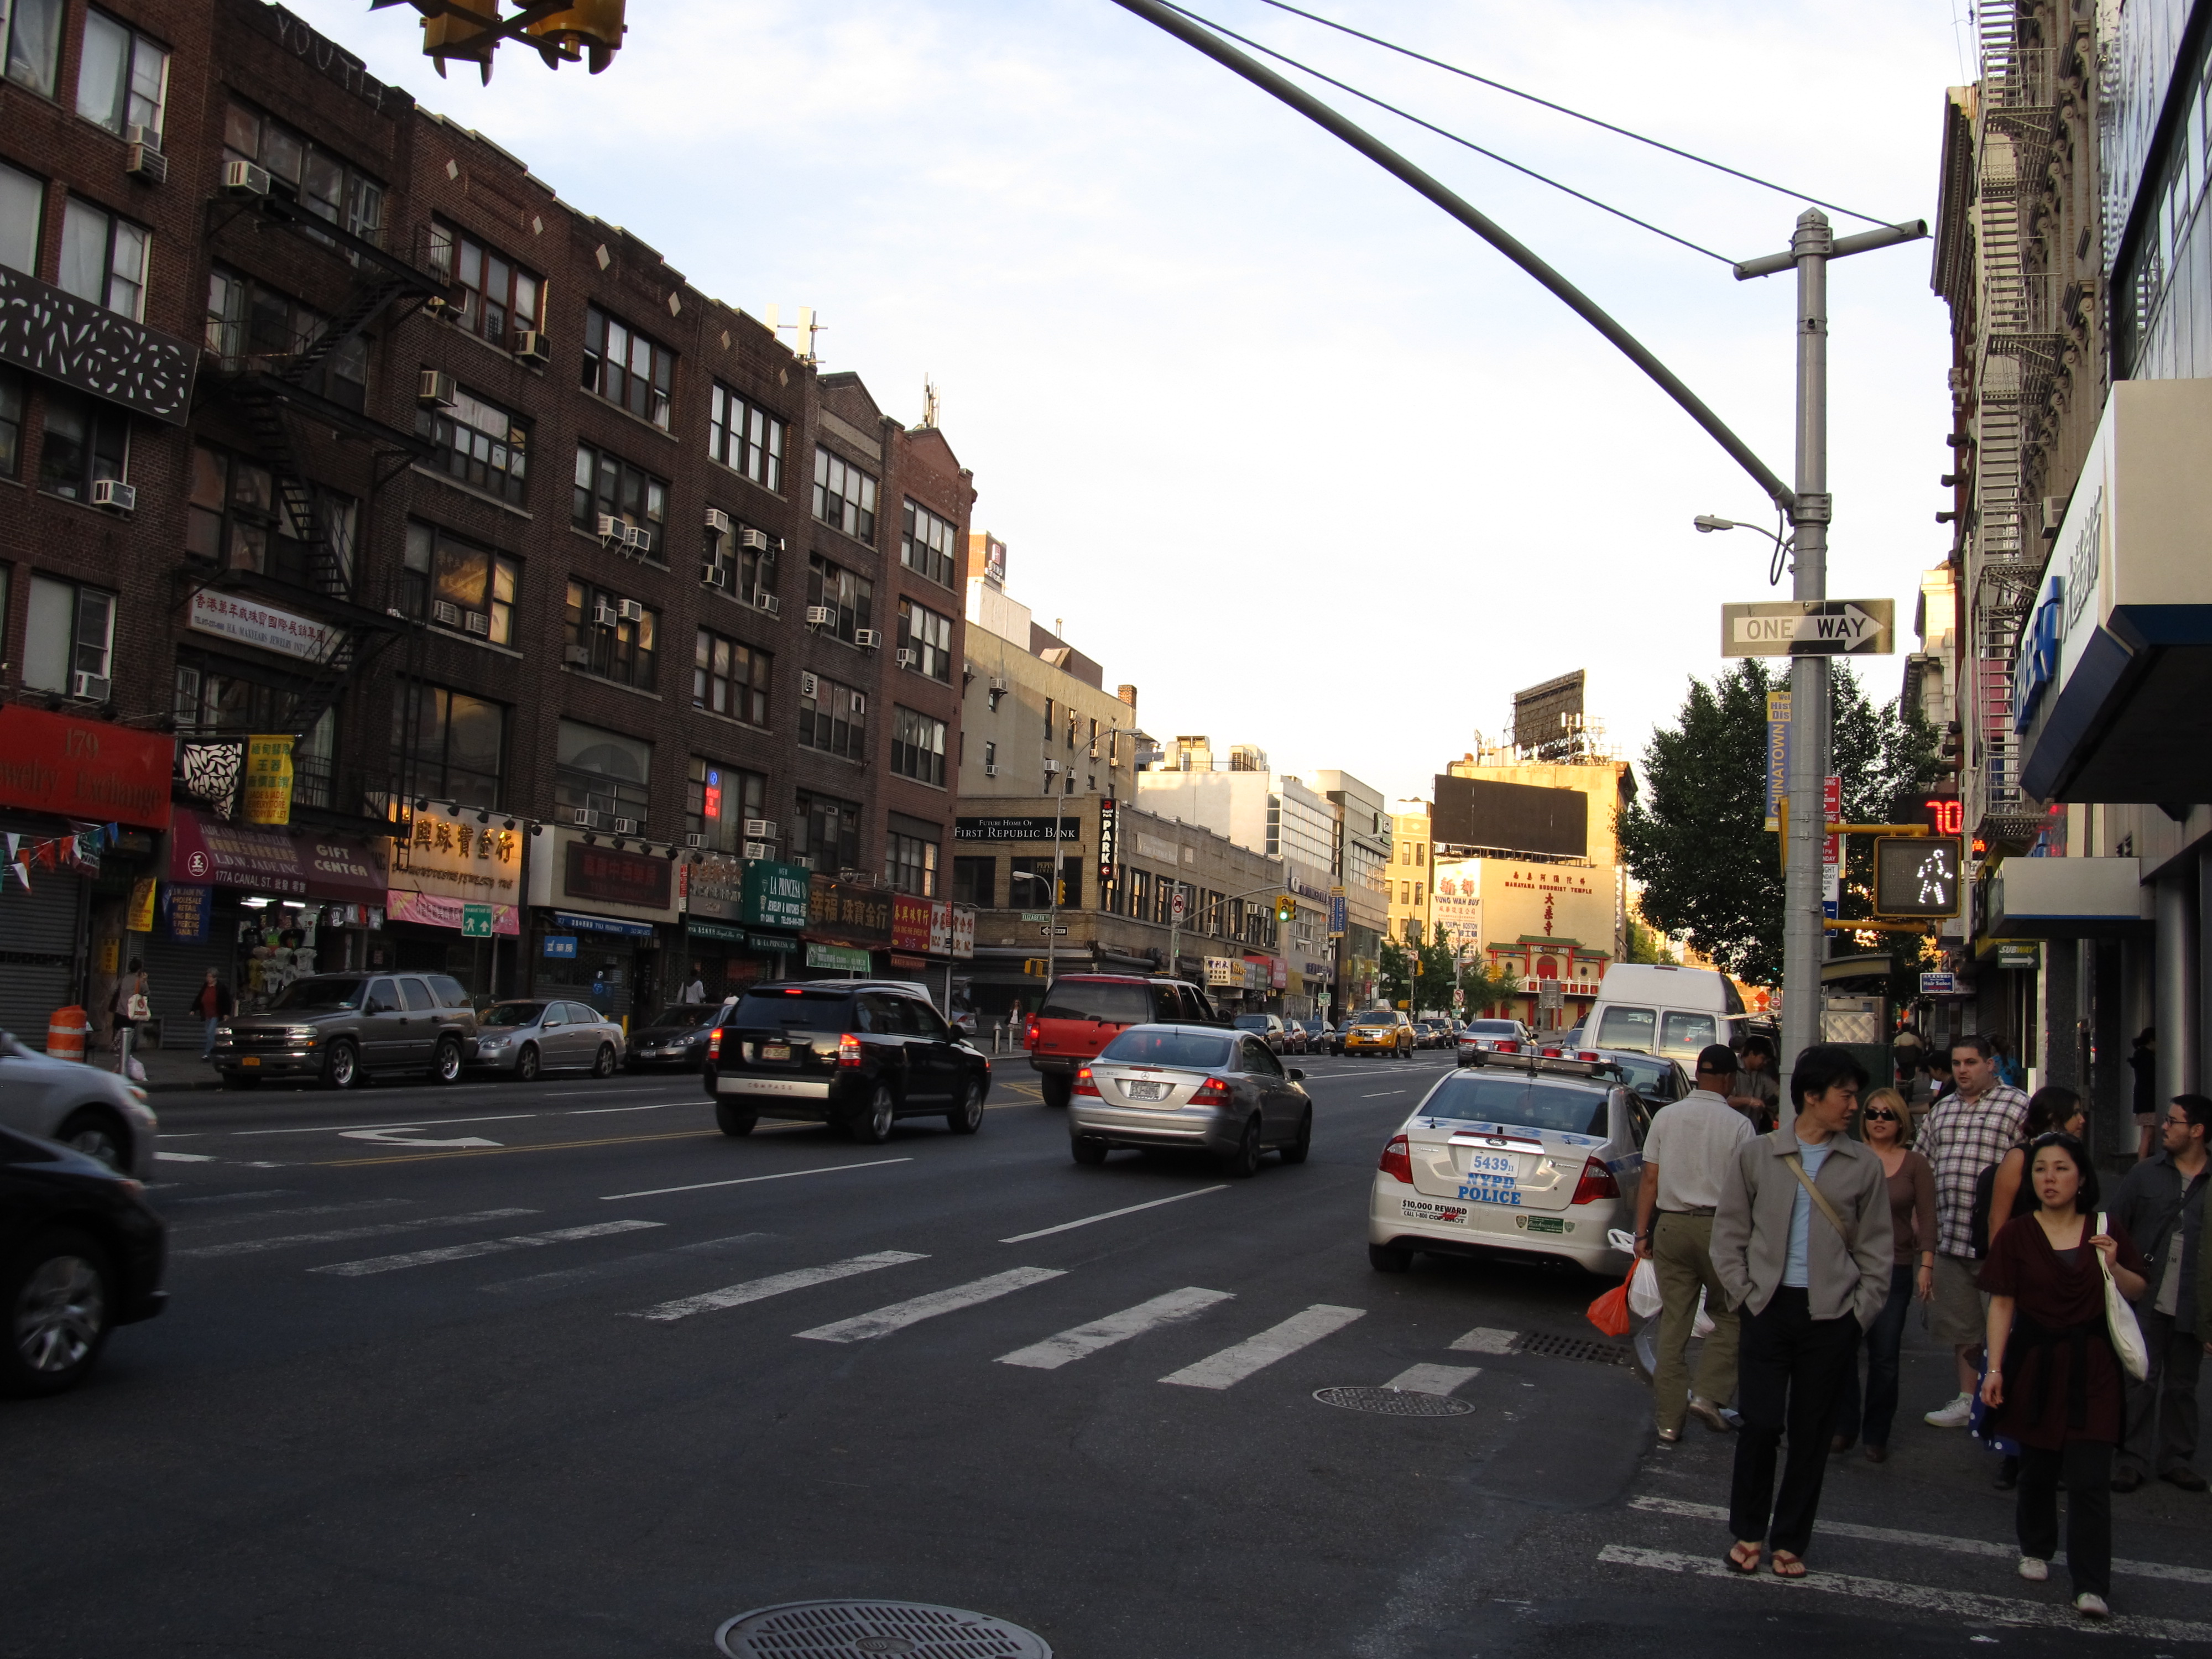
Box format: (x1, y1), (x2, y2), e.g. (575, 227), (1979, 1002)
(1387, 800), (1431, 946)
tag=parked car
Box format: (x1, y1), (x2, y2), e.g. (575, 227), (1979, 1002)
(471, 999), (625, 1080)
(1297, 1019), (1337, 1055)
(1411, 1021), (1443, 1050)
(0, 1125), (166, 1396)
(706, 980), (991, 1142)
(1583, 962), (1747, 1065)
(1588, 1046), (1692, 1111)
(1024, 974), (1224, 1108)
(213, 972), (481, 1089)
(624, 1001), (728, 1071)
(1455, 1018), (1532, 1062)
(1343, 1009), (1415, 1058)
(1068, 1023), (1312, 1177)
(1232, 1013), (1289, 1054)
(0, 1032), (158, 1177)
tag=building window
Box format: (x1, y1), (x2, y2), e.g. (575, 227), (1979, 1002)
(426, 221), (539, 348)
(896, 597), (952, 681)
(708, 384), (785, 490)
(900, 499), (958, 588)
(693, 628), (769, 725)
(885, 828), (940, 897)
(555, 718), (651, 822)
(402, 522), (516, 645)
(812, 448), (878, 541)
(792, 790), (860, 874)
(419, 385), (529, 506)
(57, 197), (147, 320)
(392, 682), (505, 808)
(564, 579), (658, 689)
(223, 100), (383, 244)
(705, 515), (778, 599)
(805, 552), (873, 645)
(38, 389), (126, 500)
(0, 367), (23, 478)
(22, 575), (114, 697)
(581, 304), (674, 428)
(205, 269), (364, 408)
(76, 10), (168, 138)
(1010, 855), (1080, 911)
(686, 758), (765, 854)
(0, 159), (40, 274)
(952, 855), (995, 907)
(890, 707), (947, 787)
(983, 738), (997, 770)
(573, 441), (667, 550)
(188, 444), (357, 592)
(797, 673), (867, 761)
(3, 0), (63, 98)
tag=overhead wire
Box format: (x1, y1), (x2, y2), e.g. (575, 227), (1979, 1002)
(1247, 0), (1895, 228)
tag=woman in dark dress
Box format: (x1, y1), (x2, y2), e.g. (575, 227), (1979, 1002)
(1978, 1134), (2149, 1619)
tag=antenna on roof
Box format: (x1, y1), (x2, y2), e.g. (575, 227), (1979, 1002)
(921, 375), (940, 427)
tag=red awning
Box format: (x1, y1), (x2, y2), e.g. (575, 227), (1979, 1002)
(169, 807), (388, 902)
(0, 705), (174, 829)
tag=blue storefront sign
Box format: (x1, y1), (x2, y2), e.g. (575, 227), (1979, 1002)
(542, 935), (578, 958)
(163, 883), (211, 943)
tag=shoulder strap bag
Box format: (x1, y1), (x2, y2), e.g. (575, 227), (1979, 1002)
(1782, 1151), (1856, 1250)
(2095, 1209), (2151, 1382)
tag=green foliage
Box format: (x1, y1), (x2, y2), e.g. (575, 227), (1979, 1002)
(1625, 914), (1679, 964)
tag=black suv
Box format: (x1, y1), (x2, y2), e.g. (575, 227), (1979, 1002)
(704, 980), (993, 1142)
(1, 1125), (166, 1396)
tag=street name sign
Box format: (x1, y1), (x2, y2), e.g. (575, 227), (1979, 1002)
(1722, 599), (1894, 657)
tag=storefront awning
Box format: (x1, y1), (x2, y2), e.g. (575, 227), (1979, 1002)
(551, 909), (659, 940)
(169, 807), (386, 902)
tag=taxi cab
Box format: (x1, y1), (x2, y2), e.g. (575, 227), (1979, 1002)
(1342, 1009), (1415, 1058)
(1368, 1048), (1647, 1276)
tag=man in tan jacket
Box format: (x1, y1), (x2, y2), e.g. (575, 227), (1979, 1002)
(1711, 1044), (1893, 1577)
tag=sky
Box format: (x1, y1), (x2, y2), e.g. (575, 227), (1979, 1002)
(297, 0), (1973, 806)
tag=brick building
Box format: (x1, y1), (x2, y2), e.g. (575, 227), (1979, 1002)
(0, 0), (972, 1036)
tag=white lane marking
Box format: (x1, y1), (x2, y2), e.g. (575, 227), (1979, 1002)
(156, 1133), (205, 1139)
(599, 1157), (910, 1201)
(155, 1151), (217, 1162)
(234, 1114), (540, 1138)
(632, 1250), (928, 1323)
(1384, 1363), (1481, 1395)
(337, 1126), (503, 1149)
(999, 1185), (1228, 1243)
(997, 1287), (1234, 1370)
(1159, 1304), (1366, 1390)
(175, 1208), (538, 1259)
(312, 1219), (662, 1277)
(1361, 1091), (1406, 1099)
(1597, 1545), (2212, 1642)
(1629, 1497), (2212, 1585)
(174, 1199), (413, 1232)
(1450, 1326), (1520, 1354)
(564, 1102), (691, 1115)
(482, 1233), (773, 1295)
(161, 1189), (295, 1206)
(795, 1266), (1066, 1343)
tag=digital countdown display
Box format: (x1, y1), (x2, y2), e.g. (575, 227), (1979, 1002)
(1911, 796), (1965, 837)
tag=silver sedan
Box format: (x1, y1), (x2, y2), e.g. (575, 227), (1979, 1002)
(1067, 1022), (1312, 1178)
(470, 999), (625, 1081)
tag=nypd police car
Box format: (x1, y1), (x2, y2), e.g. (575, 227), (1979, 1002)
(1368, 1048), (1648, 1277)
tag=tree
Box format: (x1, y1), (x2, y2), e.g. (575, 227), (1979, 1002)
(1625, 914), (1679, 965)
(1378, 937), (1413, 1009)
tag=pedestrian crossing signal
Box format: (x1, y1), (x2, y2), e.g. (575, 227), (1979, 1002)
(1022, 957), (1050, 978)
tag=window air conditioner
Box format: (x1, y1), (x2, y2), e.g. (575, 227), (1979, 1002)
(563, 644), (592, 666)
(895, 649), (917, 669)
(743, 841), (772, 860)
(805, 605), (835, 627)
(789, 854), (815, 871)
(124, 123), (161, 153)
(744, 818), (776, 838)
(682, 832), (708, 849)
(571, 807), (604, 828)
(984, 763), (999, 777)
(72, 671), (112, 701)
(1043, 758), (1060, 774)
(431, 599), (463, 627)
(854, 628), (881, 649)
(592, 601), (619, 628)
(611, 817), (639, 836)
(221, 159), (269, 197)
(800, 671), (818, 699)
(90, 479), (135, 512)
(596, 513), (622, 544)
(738, 526), (770, 552)
(703, 507), (732, 536)
(616, 597), (645, 622)
(418, 369), (457, 409)
(463, 610), (491, 636)
(126, 141), (166, 184)
(751, 591), (780, 618)
(702, 559), (731, 590)
(624, 524), (653, 556)
(512, 330), (550, 366)
(988, 675), (1008, 692)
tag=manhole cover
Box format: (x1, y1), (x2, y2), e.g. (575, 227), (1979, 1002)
(1512, 1331), (1631, 1366)
(1313, 1385), (1477, 1417)
(716, 1601), (1052, 1658)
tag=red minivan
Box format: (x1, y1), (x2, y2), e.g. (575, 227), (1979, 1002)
(1024, 974), (1225, 1108)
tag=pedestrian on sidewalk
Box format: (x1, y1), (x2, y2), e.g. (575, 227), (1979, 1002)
(680, 962), (706, 1004)
(1979, 1133), (2150, 1619)
(1633, 1042), (1754, 1443)
(1987, 1088), (2089, 1254)
(1831, 1087), (1936, 1462)
(1992, 1035), (2026, 1091)
(2109, 1094), (2208, 1494)
(1713, 1045), (1893, 1578)
(108, 957), (150, 1074)
(1918, 1036), (2032, 1431)
(2131, 1030), (2158, 1161)
(1728, 1037), (1780, 1132)
(190, 969), (234, 1062)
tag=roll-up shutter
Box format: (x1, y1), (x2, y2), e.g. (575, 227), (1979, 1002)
(137, 895), (244, 1048)
(0, 870), (85, 1047)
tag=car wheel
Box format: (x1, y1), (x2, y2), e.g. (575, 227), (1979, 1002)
(1039, 1072), (1072, 1110)
(321, 1039), (360, 1091)
(515, 1044), (541, 1084)
(1219, 1116), (1262, 1180)
(714, 1100), (758, 1137)
(1368, 1242), (1413, 1273)
(431, 1036), (463, 1086)
(1071, 1135), (1109, 1166)
(55, 1110), (129, 1173)
(850, 1081), (896, 1145)
(947, 1077), (985, 1135)
(591, 1043), (617, 1079)
(2, 1230), (112, 1398)
(1280, 1107), (1313, 1165)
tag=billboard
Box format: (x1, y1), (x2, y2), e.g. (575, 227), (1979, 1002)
(1432, 775), (1588, 858)
(1432, 859), (1482, 950)
(1512, 670), (1585, 757)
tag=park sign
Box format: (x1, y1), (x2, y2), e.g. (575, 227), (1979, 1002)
(1721, 599), (1894, 657)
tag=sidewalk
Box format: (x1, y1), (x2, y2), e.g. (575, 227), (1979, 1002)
(75, 1044), (229, 1093)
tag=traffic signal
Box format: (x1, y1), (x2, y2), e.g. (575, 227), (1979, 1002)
(1274, 894), (1296, 925)
(379, 0), (628, 81)
(1872, 836), (1962, 916)
(523, 0), (628, 72)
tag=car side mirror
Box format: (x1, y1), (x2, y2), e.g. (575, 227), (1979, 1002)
(1289, 1068), (1306, 1083)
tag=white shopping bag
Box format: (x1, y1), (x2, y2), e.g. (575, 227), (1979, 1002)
(1692, 1288), (1715, 1339)
(1627, 1256), (1662, 1319)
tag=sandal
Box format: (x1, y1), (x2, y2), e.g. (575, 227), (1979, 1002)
(1726, 1542), (1762, 1574)
(1770, 1551), (1806, 1579)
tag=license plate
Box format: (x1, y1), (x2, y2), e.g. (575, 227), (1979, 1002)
(1520, 1215), (1567, 1235)
(241, 1056), (260, 1066)
(1461, 1151), (1519, 1176)
(761, 1043), (790, 1061)
(1121, 1079), (1169, 1101)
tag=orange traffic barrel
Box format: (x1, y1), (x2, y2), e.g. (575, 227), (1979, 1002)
(46, 1006), (90, 1062)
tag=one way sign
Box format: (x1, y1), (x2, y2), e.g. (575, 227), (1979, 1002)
(1721, 599), (1894, 658)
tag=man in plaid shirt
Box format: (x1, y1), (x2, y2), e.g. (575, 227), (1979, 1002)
(1917, 1034), (2031, 1428)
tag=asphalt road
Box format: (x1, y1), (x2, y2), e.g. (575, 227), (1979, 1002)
(6, 1051), (2210, 1657)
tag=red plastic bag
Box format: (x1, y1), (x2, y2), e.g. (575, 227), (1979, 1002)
(1586, 1272), (1633, 1338)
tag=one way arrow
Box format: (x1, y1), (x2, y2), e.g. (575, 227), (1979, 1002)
(338, 1126), (504, 1149)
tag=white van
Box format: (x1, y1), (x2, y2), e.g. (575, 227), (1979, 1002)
(1584, 963), (1746, 1065)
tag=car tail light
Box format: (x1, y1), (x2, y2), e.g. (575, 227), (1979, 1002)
(1072, 1066), (1101, 1098)
(1378, 1134), (1414, 1184)
(1577, 1049), (1601, 1062)
(707, 1030), (722, 1060)
(838, 1032), (863, 1068)
(1572, 1156), (1620, 1204)
(1022, 1018), (1040, 1050)
(1496, 1040), (1520, 1054)
(1189, 1076), (1233, 1107)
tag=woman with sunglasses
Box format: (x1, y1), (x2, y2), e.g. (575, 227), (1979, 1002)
(1830, 1087), (1936, 1460)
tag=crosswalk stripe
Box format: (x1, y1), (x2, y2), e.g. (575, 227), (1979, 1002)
(996, 1287), (1234, 1370)
(1159, 1303), (1365, 1390)
(1384, 1363), (1480, 1395)
(629, 1251), (927, 1322)
(1449, 1326), (1519, 1354)
(1629, 1496), (2212, 1585)
(176, 1208), (538, 1259)
(1597, 1544), (2212, 1643)
(310, 1220), (661, 1277)
(173, 1199), (413, 1230)
(795, 1266), (1066, 1344)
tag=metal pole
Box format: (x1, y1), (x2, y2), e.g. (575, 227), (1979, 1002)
(1047, 787), (1063, 988)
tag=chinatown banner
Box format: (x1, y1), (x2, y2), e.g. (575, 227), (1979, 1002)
(241, 734), (295, 826)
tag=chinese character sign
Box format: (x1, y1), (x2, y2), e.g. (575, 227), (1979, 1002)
(391, 804), (524, 903)
(241, 735), (295, 826)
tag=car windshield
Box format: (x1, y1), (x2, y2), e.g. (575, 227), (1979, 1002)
(1469, 1020), (1520, 1036)
(646, 1004), (710, 1029)
(1603, 1052), (1676, 1096)
(480, 1003), (545, 1027)
(1350, 1013), (1397, 1028)
(728, 989), (849, 1030)
(1419, 1073), (1610, 1137)
(269, 977), (364, 1011)
(1039, 981), (1154, 1024)
(1099, 1029), (1234, 1069)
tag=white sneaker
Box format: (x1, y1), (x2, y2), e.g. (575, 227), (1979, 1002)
(1924, 1392), (1974, 1428)
(2074, 1593), (2108, 1619)
(2017, 1558), (2048, 1582)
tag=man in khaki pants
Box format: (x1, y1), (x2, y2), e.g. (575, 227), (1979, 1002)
(1635, 1044), (1756, 1440)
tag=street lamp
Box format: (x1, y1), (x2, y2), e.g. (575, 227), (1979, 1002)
(1694, 513), (1793, 587)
